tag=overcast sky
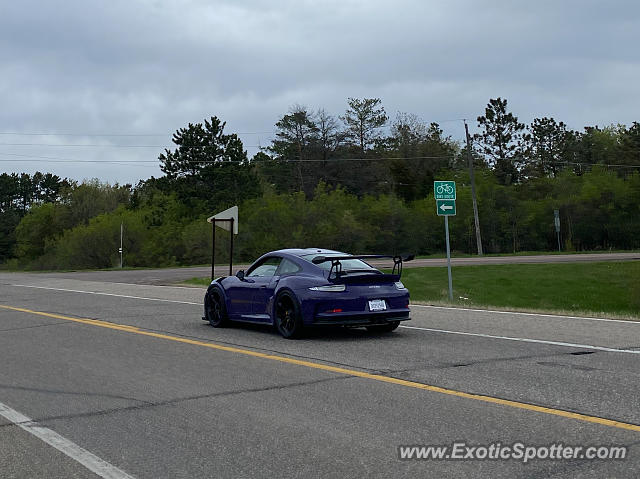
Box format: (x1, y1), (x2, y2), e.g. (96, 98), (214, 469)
(1, 0), (638, 184)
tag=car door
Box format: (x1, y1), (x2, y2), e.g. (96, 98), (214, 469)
(251, 257), (302, 318)
(240, 256), (282, 322)
(224, 276), (255, 320)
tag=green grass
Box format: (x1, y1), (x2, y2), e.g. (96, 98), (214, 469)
(414, 249), (640, 260)
(183, 261), (640, 318)
(400, 261), (640, 318)
(183, 277), (214, 287)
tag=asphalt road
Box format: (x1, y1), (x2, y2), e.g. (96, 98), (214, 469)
(10, 251), (640, 285)
(1, 271), (639, 478)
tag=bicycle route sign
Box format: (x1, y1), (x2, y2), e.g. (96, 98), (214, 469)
(434, 181), (456, 200)
(434, 181), (456, 216)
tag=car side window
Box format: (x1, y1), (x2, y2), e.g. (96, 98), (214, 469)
(276, 258), (302, 276)
(246, 257), (282, 278)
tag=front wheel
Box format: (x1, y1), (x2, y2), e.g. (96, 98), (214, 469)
(366, 321), (400, 333)
(205, 290), (228, 327)
(275, 294), (304, 339)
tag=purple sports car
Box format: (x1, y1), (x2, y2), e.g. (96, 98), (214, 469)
(203, 248), (412, 338)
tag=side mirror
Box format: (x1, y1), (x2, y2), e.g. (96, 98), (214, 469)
(236, 270), (245, 281)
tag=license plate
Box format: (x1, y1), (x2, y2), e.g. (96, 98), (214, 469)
(368, 299), (386, 311)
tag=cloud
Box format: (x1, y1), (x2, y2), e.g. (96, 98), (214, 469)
(1, 0), (639, 183)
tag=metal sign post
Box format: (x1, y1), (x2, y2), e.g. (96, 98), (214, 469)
(229, 218), (234, 276)
(211, 220), (216, 280)
(554, 209), (561, 252)
(444, 216), (453, 301)
(119, 222), (123, 269)
(210, 218), (235, 280)
(207, 206), (239, 281)
(435, 181), (456, 301)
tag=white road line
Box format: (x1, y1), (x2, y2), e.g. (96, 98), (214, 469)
(12, 284), (637, 324)
(10, 284), (201, 305)
(106, 281), (207, 290)
(399, 325), (640, 354)
(411, 304), (640, 324)
(10, 283), (639, 354)
(0, 401), (135, 479)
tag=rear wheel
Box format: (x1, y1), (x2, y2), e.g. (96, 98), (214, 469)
(275, 293), (304, 339)
(205, 290), (228, 327)
(366, 321), (400, 333)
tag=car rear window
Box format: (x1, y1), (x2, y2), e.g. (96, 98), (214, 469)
(301, 254), (376, 272)
(277, 258), (302, 275)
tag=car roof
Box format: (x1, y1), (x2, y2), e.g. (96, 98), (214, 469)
(271, 248), (346, 258)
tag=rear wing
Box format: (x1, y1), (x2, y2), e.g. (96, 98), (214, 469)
(311, 254), (415, 279)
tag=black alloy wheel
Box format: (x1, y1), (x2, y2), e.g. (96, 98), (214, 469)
(275, 294), (303, 339)
(206, 291), (228, 327)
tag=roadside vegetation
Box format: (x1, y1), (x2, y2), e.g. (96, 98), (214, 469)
(1, 98), (639, 271)
(401, 262), (640, 318)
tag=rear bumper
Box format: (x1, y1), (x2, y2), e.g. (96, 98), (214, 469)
(312, 310), (410, 326)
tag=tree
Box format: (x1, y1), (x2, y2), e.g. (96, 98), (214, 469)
(0, 209), (21, 262)
(390, 112), (428, 148)
(157, 116), (260, 210)
(267, 106), (319, 194)
(525, 117), (575, 178)
(63, 179), (131, 228)
(341, 98), (388, 154)
(159, 116), (246, 179)
(315, 108), (344, 163)
(475, 98), (526, 184)
(14, 203), (65, 260)
(619, 122), (640, 168)
(0, 171), (71, 262)
(33, 172), (69, 204)
(387, 115), (459, 200)
(573, 125), (623, 170)
(0, 173), (20, 212)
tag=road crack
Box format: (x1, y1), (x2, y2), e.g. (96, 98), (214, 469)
(0, 376), (349, 429)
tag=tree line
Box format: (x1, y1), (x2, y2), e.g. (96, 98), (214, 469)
(1, 97), (639, 270)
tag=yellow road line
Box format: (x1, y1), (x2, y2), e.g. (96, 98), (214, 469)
(2, 303), (639, 433)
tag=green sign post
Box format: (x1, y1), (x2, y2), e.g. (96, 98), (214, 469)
(434, 181), (456, 300)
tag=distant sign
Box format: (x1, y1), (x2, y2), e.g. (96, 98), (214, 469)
(436, 199), (456, 216)
(207, 205), (239, 234)
(434, 181), (456, 200)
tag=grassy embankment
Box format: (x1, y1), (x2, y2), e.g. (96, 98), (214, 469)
(184, 261), (640, 319)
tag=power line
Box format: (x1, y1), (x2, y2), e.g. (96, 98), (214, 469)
(0, 153), (458, 165)
(0, 153), (159, 165)
(3, 151), (639, 169)
(550, 160), (640, 169)
(0, 131), (276, 137)
(0, 143), (266, 148)
(260, 155), (458, 162)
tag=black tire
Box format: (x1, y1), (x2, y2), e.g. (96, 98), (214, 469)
(366, 321), (400, 333)
(274, 293), (304, 339)
(205, 290), (228, 328)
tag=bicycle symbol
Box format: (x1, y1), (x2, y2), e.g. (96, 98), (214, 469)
(436, 184), (454, 195)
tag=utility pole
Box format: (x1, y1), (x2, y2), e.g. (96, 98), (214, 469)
(119, 222), (123, 268)
(465, 120), (483, 256)
(554, 209), (561, 252)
